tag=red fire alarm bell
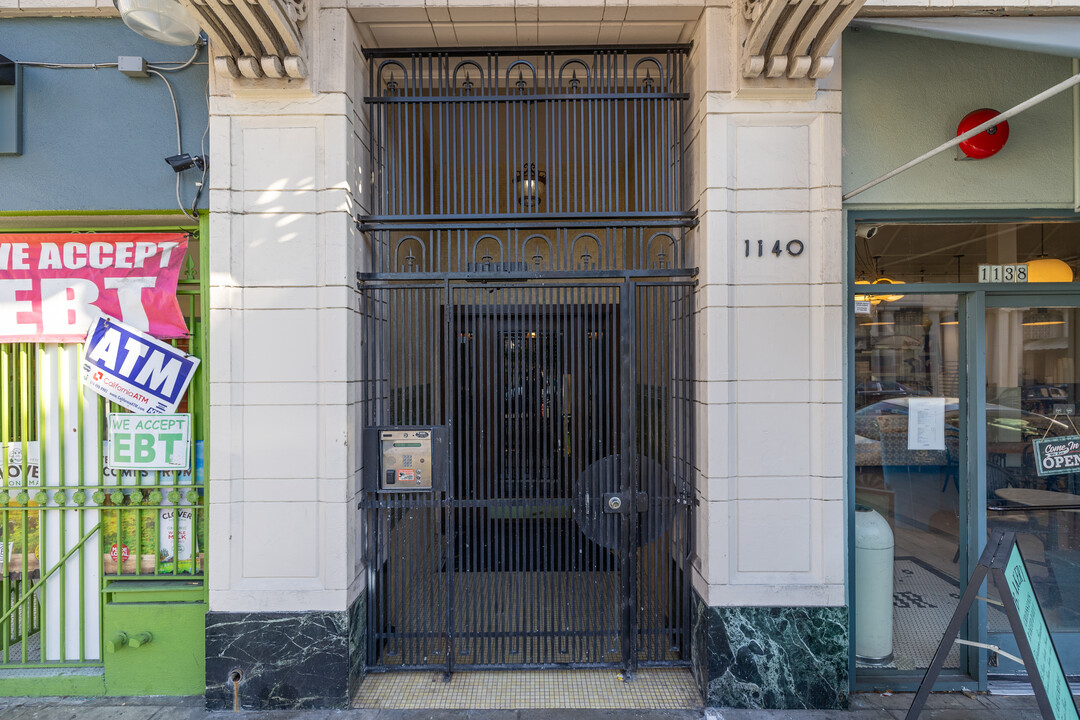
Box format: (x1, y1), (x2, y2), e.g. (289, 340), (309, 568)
(956, 108), (1009, 159)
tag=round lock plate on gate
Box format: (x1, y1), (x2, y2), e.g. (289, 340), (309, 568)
(608, 495), (623, 511)
(574, 455), (674, 551)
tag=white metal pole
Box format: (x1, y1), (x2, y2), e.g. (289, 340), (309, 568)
(843, 70), (1080, 201)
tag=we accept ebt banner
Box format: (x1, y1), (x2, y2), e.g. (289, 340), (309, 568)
(0, 233), (189, 342)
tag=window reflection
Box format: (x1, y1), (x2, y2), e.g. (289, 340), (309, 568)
(854, 299), (1080, 673)
(985, 307), (1080, 655)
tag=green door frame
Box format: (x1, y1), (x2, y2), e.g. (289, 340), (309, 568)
(845, 210), (1080, 692)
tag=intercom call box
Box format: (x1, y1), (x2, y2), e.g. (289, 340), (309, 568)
(363, 426), (447, 493)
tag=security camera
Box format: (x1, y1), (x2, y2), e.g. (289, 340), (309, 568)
(855, 225), (879, 240)
(165, 153), (207, 173)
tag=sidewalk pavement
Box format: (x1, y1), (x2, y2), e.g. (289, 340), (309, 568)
(0, 692), (1059, 720)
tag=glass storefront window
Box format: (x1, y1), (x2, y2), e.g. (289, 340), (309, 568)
(854, 294), (961, 671)
(854, 222), (1079, 285)
(851, 219), (1080, 684)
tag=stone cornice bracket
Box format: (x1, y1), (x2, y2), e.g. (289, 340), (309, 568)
(177, 0), (307, 80)
(742, 0), (866, 80)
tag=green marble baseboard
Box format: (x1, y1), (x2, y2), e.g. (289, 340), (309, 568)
(348, 591), (366, 700)
(692, 593), (849, 710)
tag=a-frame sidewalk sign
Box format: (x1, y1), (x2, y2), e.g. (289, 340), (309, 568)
(906, 530), (1079, 720)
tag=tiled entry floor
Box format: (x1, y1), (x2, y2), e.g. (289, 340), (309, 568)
(353, 667), (703, 709)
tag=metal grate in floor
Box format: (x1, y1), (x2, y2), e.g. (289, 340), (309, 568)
(353, 667), (703, 709)
(3, 630), (43, 665)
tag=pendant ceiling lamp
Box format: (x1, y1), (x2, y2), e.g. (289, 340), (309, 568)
(1026, 258), (1074, 283)
(1025, 226), (1073, 284)
(515, 163), (547, 208)
(855, 277), (905, 305)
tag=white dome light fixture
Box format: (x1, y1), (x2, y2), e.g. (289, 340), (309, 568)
(114, 0), (202, 46)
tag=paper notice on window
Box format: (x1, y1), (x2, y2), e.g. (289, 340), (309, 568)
(907, 397), (946, 451)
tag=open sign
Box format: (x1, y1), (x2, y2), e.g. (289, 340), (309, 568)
(1032, 435), (1080, 477)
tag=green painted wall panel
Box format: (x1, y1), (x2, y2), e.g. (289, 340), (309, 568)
(841, 29), (1076, 208)
(103, 600), (206, 696)
(0, 672), (105, 697)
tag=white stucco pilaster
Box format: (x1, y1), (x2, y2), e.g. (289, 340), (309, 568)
(206, 8), (366, 613)
(686, 6), (846, 608)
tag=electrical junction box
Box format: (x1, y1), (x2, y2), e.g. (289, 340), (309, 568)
(102, 579), (205, 696)
(363, 426), (447, 493)
(118, 56), (149, 78)
(0, 53), (22, 156)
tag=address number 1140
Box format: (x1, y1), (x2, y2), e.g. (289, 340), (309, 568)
(745, 240), (805, 258)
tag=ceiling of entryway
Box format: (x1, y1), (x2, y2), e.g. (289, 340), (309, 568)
(347, 3), (704, 47)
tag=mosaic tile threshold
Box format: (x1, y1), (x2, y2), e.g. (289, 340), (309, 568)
(353, 667), (703, 709)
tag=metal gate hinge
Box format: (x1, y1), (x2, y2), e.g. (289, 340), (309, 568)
(676, 491), (697, 507)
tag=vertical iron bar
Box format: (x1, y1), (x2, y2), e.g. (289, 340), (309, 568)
(495, 285), (506, 664)
(404, 67), (413, 216)
(443, 281), (455, 679)
(570, 284), (580, 662)
(620, 281), (636, 673)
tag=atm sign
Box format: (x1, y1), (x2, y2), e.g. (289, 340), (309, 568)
(107, 413), (191, 471)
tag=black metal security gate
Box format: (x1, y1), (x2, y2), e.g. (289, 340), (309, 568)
(357, 46), (695, 674)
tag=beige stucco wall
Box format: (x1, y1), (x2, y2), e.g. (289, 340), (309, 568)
(842, 28), (1077, 209)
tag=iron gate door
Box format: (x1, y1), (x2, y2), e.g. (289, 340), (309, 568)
(360, 280), (694, 672)
(358, 43), (696, 674)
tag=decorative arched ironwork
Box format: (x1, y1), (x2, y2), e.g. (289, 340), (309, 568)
(453, 60), (486, 93)
(647, 231), (678, 270)
(632, 57), (665, 91)
(393, 235), (427, 272)
(504, 60), (537, 93)
(360, 46), (695, 280)
(522, 234), (555, 269)
(375, 60), (410, 95)
(570, 232), (602, 270)
(470, 234), (505, 266)
(558, 59), (591, 90)
(362, 45), (693, 223)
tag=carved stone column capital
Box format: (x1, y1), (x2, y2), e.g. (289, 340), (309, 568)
(178, 0), (308, 80)
(741, 0), (866, 81)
